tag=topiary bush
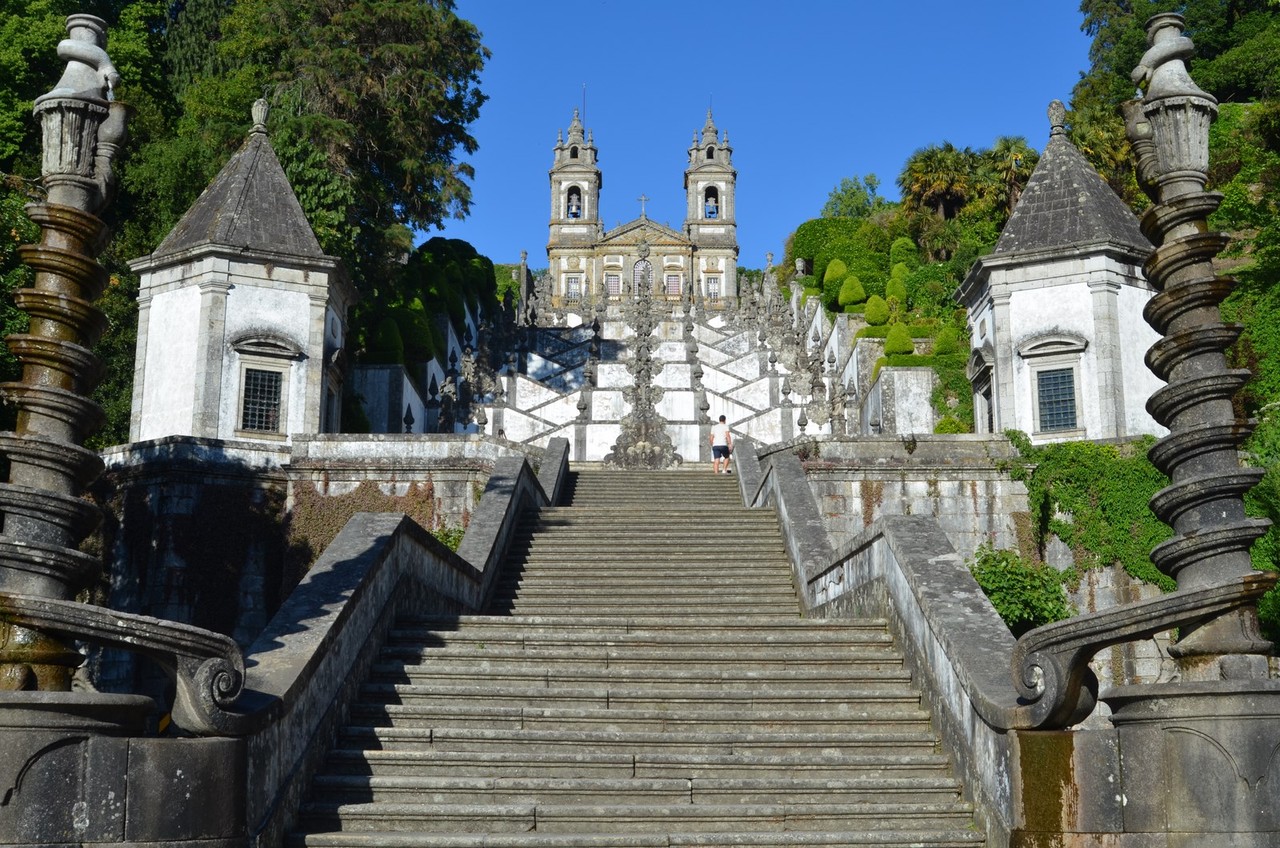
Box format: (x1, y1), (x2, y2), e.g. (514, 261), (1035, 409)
(823, 258), (848, 285)
(864, 294), (890, 326)
(889, 236), (920, 270)
(365, 315), (405, 364)
(838, 274), (867, 307)
(968, 544), (1075, 637)
(933, 325), (962, 355)
(884, 322), (914, 355)
(886, 275), (908, 306)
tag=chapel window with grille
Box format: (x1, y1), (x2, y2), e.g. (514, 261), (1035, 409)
(1036, 368), (1077, 432)
(241, 368), (282, 432)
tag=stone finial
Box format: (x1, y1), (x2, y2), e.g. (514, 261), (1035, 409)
(251, 98), (269, 134)
(36, 14), (119, 104)
(1132, 13), (1206, 101)
(766, 252), (773, 269)
(1048, 100), (1067, 137)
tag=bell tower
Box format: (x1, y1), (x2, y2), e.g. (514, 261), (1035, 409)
(684, 109), (738, 300)
(548, 109), (602, 250)
(684, 109), (736, 244)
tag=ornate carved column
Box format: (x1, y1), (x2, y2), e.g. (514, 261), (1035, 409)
(1125, 12), (1272, 676)
(1, 15), (129, 690)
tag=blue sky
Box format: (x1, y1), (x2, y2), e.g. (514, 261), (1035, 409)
(434, 1), (1095, 270)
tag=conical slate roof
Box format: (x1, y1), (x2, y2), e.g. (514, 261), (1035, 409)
(993, 102), (1150, 257)
(152, 103), (324, 260)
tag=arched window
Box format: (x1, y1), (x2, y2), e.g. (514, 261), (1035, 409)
(706, 146), (715, 160)
(704, 186), (720, 219)
(632, 259), (652, 295)
(566, 186), (582, 219)
(569, 145), (579, 159)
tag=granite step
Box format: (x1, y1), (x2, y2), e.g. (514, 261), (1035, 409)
(365, 662), (912, 689)
(291, 832), (984, 847)
(336, 725), (940, 756)
(307, 774), (965, 807)
(344, 703), (931, 734)
(357, 681), (925, 711)
(376, 643), (891, 666)
(393, 614), (891, 636)
(297, 800), (977, 835)
(322, 748), (956, 780)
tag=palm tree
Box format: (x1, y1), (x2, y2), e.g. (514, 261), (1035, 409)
(1067, 102), (1142, 208)
(978, 136), (1039, 218)
(897, 142), (980, 221)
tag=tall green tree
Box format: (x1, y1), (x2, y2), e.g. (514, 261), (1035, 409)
(821, 174), (887, 220)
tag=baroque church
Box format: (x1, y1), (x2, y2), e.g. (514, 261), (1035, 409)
(545, 108), (739, 308)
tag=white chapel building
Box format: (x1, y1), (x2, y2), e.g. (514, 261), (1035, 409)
(957, 101), (1165, 444)
(127, 101), (355, 444)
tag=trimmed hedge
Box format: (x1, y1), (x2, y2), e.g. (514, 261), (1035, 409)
(838, 274), (867, 307)
(864, 294), (890, 326)
(884, 322), (915, 355)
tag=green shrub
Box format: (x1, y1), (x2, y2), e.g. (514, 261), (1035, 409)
(933, 325), (962, 355)
(865, 294), (890, 326)
(1002, 433), (1174, 589)
(843, 303), (866, 314)
(935, 415), (969, 434)
(968, 544), (1075, 637)
(791, 217), (863, 264)
(823, 258), (848, 284)
(884, 322), (914, 355)
(889, 236), (920, 270)
(432, 525), (466, 551)
(838, 274), (867, 307)
(855, 324), (937, 339)
(886, 275), (908, 305)
(365, 315), (405, 364)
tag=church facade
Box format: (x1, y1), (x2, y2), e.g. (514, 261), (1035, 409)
(545, 109), (738, 309)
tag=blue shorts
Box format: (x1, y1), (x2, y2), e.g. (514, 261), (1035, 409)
(712, 445), (730, 459)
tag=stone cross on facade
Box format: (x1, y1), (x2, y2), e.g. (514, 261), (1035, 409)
(637, 193), (648, 218)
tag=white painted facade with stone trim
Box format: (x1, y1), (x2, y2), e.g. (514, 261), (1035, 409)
(962, 247), (1164, 444)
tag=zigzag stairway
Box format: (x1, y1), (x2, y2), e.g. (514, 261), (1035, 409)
(289, 468), (986, 847)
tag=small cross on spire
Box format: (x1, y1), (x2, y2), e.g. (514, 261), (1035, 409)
(637, 194), (649, 218)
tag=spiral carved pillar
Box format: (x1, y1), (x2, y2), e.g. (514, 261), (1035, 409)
(0, 15), (128, 690)
(1126, 13), (1272, 676)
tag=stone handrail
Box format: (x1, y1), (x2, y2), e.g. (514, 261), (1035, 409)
(0, 591), (249, 735)
(243, 443), (564, 846)
(748, 443), (836, 581)
(806, 514), (1022, 839)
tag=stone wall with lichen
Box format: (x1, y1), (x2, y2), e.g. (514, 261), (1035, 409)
(90, 435), (535, 700)
(786, 434), (1027, 562)
(781, 433), (1173, 694)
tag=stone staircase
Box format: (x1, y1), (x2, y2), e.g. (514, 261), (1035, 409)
(289, 468), (985, 847)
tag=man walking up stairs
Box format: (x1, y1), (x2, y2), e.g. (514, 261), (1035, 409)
(290, 468), (985, 846)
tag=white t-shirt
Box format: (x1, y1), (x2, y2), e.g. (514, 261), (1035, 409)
(711, 422), (731, 447)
